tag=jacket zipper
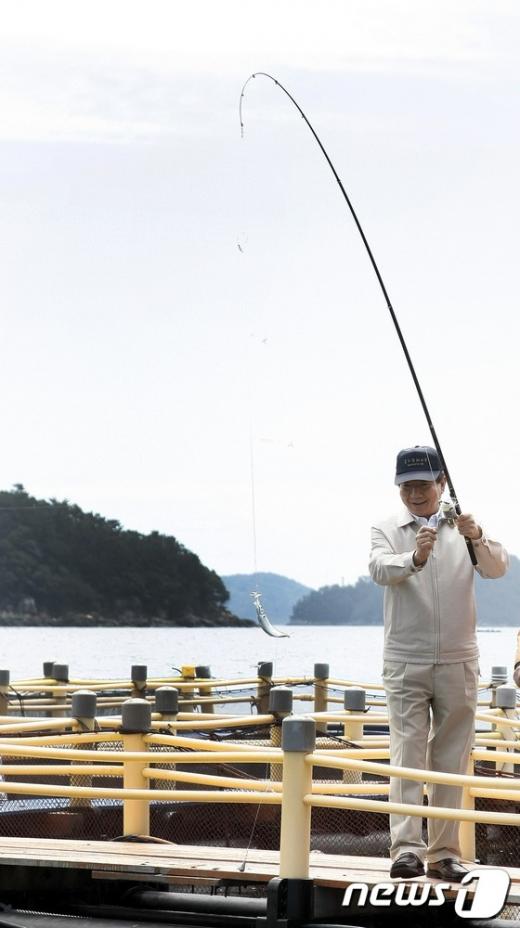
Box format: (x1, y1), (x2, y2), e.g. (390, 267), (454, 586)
(430, 535), (440, 662)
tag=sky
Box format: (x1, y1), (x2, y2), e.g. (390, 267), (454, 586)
(1, 1), (519, 591)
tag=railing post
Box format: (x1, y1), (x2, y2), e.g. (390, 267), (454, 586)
(313, 663), (329, 735)
(70, 690), (97, 809)
(495, 685), (518, 775)
(51, 663), (69, 717)
(131, 665), (147, 699)
(343, 689), (365, 784)
(459, 754), (476, 862)
(196, 665), (214, 714)
(279, 715), (315, 879)
(154, 687), (179, 791)
(121, 698), (151, 837)
(490, 666), (507, 707)
(269, 688), (293, 781)
(0, 670), (10, 716)
(257, 661), (273, 715)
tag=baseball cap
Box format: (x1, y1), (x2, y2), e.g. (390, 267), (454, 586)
(394, 445), (442, 485)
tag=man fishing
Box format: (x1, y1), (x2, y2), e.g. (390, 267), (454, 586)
(369, 445), (508, 882)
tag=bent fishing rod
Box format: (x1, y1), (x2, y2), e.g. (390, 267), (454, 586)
(239, 71), (477, 566)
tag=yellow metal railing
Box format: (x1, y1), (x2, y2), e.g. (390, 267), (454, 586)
(0, 668), (517, 878)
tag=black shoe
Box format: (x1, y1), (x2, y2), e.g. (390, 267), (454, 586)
(426, 858), (469, 883)
(390, 852), (425, 879)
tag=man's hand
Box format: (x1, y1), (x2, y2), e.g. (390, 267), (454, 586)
(456, 513), (482, 541)
(413, 525), (437, 566)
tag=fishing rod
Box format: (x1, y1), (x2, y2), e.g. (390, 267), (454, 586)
(239, 71), (477, 566)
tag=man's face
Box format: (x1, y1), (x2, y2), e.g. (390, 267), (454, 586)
(399, 477), (446, 518)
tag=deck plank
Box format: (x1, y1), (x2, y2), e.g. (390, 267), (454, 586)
(0, 837), (518, 902)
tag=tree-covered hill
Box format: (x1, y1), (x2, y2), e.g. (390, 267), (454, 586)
(290, 577), (383, 625)
(222, 572), (312, 624)
(290, 558), (520, 626)
(0, 486), (252, 627)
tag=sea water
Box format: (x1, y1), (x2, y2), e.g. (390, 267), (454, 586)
(0, 625), (517, 686)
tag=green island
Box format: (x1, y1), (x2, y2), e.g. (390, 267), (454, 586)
(0, 486), (253, 628)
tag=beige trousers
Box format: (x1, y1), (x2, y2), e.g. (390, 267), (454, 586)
(383, 659), (478, 864)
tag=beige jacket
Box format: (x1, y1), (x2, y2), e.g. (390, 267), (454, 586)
(369, 506), (509, 663)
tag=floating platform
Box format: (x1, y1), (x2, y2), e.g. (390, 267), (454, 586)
(0, 836), (519, 926)
(0, 661), (518, 926)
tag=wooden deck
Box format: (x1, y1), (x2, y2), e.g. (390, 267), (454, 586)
(0, 836), (519, 903)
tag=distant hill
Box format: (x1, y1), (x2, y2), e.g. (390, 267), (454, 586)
(290, 556), (520, 626)
(0, 485), (252, 627)
(290, 577), (383, 625)
(222, 572), (313, 624)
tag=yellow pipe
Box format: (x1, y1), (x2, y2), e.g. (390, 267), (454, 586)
(122, 732), (149, 836)
(307, 793), (520, 826)
(0, 719), (83, 733)
(178, 697), (252, 706)
(475, 737), (518, 749)
(143, 768), (282, 791)
(310, 781), (391, 795)
(475, 710), (520, 725)
(315, 748), (389, 759)
(0, 743), (282, 763)
(472, 748), (520, 764)
(163, 714), (274, 730)
(279, 750), (313, 879)
(459, 756), (476, 862)
(0, 781), (282, 803)
(317, 696), (390, 707)
(0, 765), (122, 776)
(470, 787), (520, 801)
(0, 732), (122, 746)
(310, 713), (388, 724)
(145, 734), (270, 753)
(327, 678), (385, 691)
(163, 712), (230, 721)
(69, 714), (276, 732)
(308, 751), (520, 790)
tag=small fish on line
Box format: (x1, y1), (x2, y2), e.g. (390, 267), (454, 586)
(251, 591), (289, 638)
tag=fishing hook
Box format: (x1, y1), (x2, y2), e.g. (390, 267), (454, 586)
(239, 71), (477, 566)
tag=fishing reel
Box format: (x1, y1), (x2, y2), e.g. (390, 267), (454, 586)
(440, 501), (458, 525)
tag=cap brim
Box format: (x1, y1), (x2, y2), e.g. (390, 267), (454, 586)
(395, 469), (441, 485)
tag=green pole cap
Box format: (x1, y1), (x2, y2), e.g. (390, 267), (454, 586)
(71, 689), (97, 719)
(491, 666), (508, 685)
(282, 715), (316, 752)
(155, 686), (179, 715)
(269, 686), (293, 716)
(52, 663), (69, 683)
(121, 697), (152, 733)
(496, 684), (516, 709)
(131, 665), (147, 684)
(344, 689), (366, 712)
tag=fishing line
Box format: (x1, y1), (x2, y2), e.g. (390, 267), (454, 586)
(239, 72), (477, 566)
(245, 335), (289, 638)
